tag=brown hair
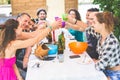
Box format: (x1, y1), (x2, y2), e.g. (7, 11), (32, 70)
(96, 11), (114, 33)
(0, 19), (19, 57)
(68, 8), (81, 21)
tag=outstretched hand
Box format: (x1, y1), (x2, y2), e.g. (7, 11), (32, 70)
(50, 19), (62, 31)
(67, 15), (76, 24)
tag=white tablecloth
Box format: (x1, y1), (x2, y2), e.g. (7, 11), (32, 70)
(26, 49), (107, 80)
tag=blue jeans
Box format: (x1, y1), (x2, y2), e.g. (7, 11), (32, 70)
(104, 70), (120, 80)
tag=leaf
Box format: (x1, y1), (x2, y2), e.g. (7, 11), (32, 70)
(93, 0), (120, 42)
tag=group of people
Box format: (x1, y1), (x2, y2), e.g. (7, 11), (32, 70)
(0, 7), (120, 80)
(66, 9), (120, 80)
(0, 10), (61, 80)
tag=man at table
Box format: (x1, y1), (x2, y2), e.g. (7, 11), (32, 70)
(16, 12), (53, 79)
(66, 11), (120, 80)
(66, 8), (100, 59)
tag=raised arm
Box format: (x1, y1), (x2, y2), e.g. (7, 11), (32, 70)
(16, 23), (47, 40)
(65, 15), (87, 32)
(14, 20), (61, 49)
(65, 21), (87, 31)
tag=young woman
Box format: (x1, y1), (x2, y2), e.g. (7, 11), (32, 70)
(66, 8), (99, 59)
(0, 19), (61, 80)
(35, 8), (50, 26)
(67, 8), (84, 41)
(92, 12), (120, 80)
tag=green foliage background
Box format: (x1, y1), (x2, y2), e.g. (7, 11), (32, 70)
(93, 0), (120, 41)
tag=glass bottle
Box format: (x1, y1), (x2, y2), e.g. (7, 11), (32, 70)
(58, 31), (65, 51)
(57, 31), (65, 62)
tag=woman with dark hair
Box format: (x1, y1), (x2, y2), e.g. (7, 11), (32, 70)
(0, 19), (61, 80)
(37, 9), (47, 20)
(66, 8), (100, 59)
(35, 8), (50, 25)
(66, 10), (120, 80)
(68, 8), (81, 21)
(68, 8), (84, 41)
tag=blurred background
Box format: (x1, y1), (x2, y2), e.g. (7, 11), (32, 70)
(0, 0), (120, 41)
(0, 0), (99, 22)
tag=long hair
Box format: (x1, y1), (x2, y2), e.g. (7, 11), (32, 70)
(68, 8), (81, 20)
(0, 19), (19, 57)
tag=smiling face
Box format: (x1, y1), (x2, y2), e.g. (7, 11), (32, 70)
(86, 12), (99, 27)
(86, 11), (92, 26)
(38, 11), (47, 20)
(17, 14), (31, 30)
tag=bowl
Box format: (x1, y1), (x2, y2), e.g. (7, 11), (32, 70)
(46, 44), (58, 55)
(69, 41), (88, 54)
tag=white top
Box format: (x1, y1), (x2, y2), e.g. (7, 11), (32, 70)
(26, 32), (107, 80)
(26, 50), (107, 80)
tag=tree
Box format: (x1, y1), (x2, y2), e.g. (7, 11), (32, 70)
(93, 0), (120, 41)
(8, 0), (10, 4)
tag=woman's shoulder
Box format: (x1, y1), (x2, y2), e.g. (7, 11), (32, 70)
(108, 33), (119, 44)
(7, 40), (23, 50)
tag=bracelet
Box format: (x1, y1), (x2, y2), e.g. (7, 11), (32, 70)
(48, 26), (52, 31)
